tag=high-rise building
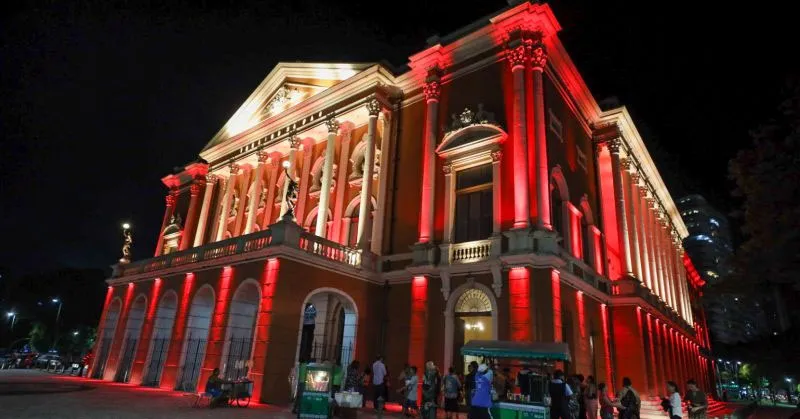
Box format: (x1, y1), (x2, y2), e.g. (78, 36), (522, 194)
(89, 1), (716, 403)
(677, 195), (733, 285)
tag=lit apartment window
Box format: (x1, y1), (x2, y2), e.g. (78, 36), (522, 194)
(548, 108), (564, 142)
(454, 165), (493, 243)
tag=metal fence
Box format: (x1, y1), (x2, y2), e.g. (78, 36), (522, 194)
(222, 337), (253, 381)
(142, 338), (170, 387)
(91, 337), (113, 379)
(114, 337), (138, 383)
(176, 337), (207, 392)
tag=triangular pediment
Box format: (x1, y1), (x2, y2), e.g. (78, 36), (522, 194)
(202, 62), (374, 152)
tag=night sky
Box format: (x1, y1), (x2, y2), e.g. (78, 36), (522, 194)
(1, 0), (796, 278)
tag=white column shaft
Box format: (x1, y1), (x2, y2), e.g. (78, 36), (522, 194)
(215, 174), (237, 241)
(357, 114), (378, 248)
(193, 178), (216, 246)
(316, 131), (337, 238)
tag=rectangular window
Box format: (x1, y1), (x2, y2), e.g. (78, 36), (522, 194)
(576, 145), (587, 172)
(454, 165), (493, 243)
(548, 108), (564, 142)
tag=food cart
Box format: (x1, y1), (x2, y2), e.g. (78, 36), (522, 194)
(460, 340), (572, 419)
(298, 363), (334, 419)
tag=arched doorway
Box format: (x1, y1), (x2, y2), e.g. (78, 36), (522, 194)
(93, 298), (122, 379)
(295, 288), (358, 368)
(115, 295), (147, 383)
(142, 290), (178, 386)
(177, 285), (215, 391)
(220, 280), (260, 381)
(444, 283), (498, 374)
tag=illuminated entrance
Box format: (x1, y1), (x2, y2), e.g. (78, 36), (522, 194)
(444, 283), (498, 374)
(295, 288), (358, 367)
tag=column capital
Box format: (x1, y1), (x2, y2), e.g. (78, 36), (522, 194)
(491, 150), (503, 163)
(423, 80), (441, 102)
(325, 115), (340, 134)
(442, 163), (453, 175)
(256, 149), (270, 164)
(630, 170), (641, 183)
(165, 191), (177, 207)
(530, 43), (547, 71)
(506, 40), (530, 70)
(190, 183), (202, 196)
(606, 138), (622, 154)
(620, 157), (631, 171)
(228, 162), (240, 175)
(288, 136), (301, 149)
(205, 173), (218, 184)
(366, 98), (382, 116)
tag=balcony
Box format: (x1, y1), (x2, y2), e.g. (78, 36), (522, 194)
(440, 236), (502, 265)
(112, 217), (375, 280)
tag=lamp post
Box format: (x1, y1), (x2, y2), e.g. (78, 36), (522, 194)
(51, 298), (63, 351)
(736, 361), (742, 395)
(787, 378), (794, 401)
(6, 311), (16, 331)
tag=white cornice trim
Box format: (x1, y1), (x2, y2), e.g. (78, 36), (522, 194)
(597, 107), (689, 239)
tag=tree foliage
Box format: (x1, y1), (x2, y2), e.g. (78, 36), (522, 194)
(728, 79), (800, 292)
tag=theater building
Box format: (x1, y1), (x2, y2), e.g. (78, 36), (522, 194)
(90, 1), (716, 404)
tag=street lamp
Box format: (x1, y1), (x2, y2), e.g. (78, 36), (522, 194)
(6, 311), (16, 330)
(72, 331), (79, 336)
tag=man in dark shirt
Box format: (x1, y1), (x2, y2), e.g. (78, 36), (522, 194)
(684, 379), (707, 419)
(548, 370), (573, 419)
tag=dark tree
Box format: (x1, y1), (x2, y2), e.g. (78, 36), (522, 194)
(728, 79), (800, 293)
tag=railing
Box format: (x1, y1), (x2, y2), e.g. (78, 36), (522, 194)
(299, 234), (363, 268)
(445, 236), (502, 264)
(114, 219), (372, 278)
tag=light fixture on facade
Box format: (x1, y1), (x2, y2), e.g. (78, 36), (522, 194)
(464, 321), (485, 331)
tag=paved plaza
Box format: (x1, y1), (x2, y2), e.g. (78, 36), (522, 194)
(0, 369), (405, 419)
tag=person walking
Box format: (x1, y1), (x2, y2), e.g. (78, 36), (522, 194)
(469, 364), (493, 419)
(584, 375), (599, 419)
(403, 365), (419, 417)
(372, 355), (388, 410)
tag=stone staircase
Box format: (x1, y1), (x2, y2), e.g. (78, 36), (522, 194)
(639, 396), (735, 419)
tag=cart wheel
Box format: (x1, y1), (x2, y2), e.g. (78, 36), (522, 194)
(236, 396), (251, 407)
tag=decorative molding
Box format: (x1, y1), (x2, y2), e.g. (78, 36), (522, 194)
(446, 104), (500, 133)
(366, 98), (381, 116)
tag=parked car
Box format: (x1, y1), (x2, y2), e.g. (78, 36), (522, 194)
(35, 353), (61, 369)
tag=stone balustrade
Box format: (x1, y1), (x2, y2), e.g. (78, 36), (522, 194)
(112, 216), (372, 279)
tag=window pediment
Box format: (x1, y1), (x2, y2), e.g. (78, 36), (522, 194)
(436, 105), (506, 162)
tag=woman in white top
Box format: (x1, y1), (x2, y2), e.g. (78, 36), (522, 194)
(667, 381), (683, 419)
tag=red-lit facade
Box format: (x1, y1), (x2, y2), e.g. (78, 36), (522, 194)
(91, 1), (715, 404)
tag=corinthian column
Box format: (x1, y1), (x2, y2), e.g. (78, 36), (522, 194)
(623, 161), (642, 280)
(155, 188), (178, 256)
(179, 179), (204, 250)
(316, 116), (339, 238)
(279, 136), (300, 219)
(418, 70), (441, 243)
(506, 36), (531, 229)
(531, 39), (551, 230)
(245, 150), (269, 235)
(608, 139), (634, 277)
(215, 163), (239, 241)
(357, 99), (380, 249)
(193, 174), (217, 246)
(635, 181), (653, 291)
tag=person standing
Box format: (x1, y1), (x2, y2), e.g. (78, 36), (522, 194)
(372, 355), (387, 410)
(443, 367), (462, 419)
(403, 366), (419, 417)
(470, 364), (493, 419)
(465, 361), (478, 408)
(597, 383), (615, 419)
(666, 381), (683, 419)
(548, 370), (574, 419)
(617, 377), (640, 419)
(422, 361), (441, 419)
(584, 375), (599, 419)
(684, 379), (707, 419)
